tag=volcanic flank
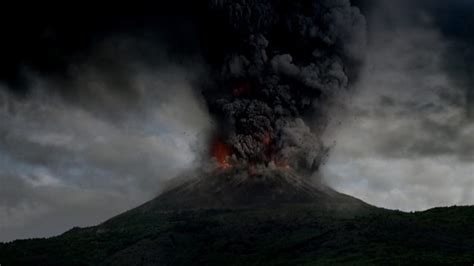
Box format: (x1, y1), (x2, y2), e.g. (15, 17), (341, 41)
(136, 168), (371, 211)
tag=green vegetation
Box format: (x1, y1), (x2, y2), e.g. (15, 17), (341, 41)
(1, 205), (473, 265)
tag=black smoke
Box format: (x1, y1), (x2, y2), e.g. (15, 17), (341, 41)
(199, 0), (366, 172)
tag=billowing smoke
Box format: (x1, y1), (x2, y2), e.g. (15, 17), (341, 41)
(198, 0), (366, 172)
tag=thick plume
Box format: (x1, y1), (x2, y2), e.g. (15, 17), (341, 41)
(200, 0), (366, 172)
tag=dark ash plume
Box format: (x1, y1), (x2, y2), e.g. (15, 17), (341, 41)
(200, 0), (366, 172)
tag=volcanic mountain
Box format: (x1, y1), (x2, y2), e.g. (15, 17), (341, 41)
(1, 169), (474, 265)
(137, 168), (371, 211)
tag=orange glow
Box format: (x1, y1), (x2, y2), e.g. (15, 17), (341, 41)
(262, 132), (271, 146)
(211, 139), (232, 169)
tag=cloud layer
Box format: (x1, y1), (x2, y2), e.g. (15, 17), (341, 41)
(323, 0), (474, 211)
(0, 41), (212, 242)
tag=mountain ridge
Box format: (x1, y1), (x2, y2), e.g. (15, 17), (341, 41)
(1, 170), (473, 265)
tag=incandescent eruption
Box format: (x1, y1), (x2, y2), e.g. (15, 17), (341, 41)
(200, 0), (366, 174)
(211, 138), (233, 169)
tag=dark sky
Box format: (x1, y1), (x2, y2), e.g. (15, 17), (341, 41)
(0, 2), (204, 94)
(1, 0), (474, 242)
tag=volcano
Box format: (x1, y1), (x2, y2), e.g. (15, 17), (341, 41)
(2, 171), (474, 265)
(137, 169), (370, 211)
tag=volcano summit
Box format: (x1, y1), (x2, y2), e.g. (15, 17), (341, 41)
(139, 168), (370, 211)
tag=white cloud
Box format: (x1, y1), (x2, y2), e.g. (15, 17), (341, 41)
(0, 61), (212, 242)
(323, 1), (474, 211)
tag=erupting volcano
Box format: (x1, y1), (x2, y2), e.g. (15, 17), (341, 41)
(174, 0), (368, 213)
(181, 0), (366, 209)
(3, 1), (474, 265)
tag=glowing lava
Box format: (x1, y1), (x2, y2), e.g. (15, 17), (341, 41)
(210, 134), (291, 171)
(211, 139), (232, 169)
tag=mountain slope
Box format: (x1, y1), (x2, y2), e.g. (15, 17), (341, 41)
(1, 170), (473, 265)
(134, 169), (371, 211)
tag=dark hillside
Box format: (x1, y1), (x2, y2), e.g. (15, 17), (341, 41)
(1, 171), (473, 265)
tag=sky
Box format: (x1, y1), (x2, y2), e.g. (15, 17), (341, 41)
(323, 0), (474, 211)
(1, 1), (474, 242)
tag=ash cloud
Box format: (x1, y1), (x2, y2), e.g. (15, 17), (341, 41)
(200, 0), (366, 171)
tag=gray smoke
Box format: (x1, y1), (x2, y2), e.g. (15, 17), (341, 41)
(201, 0), (366, 172)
